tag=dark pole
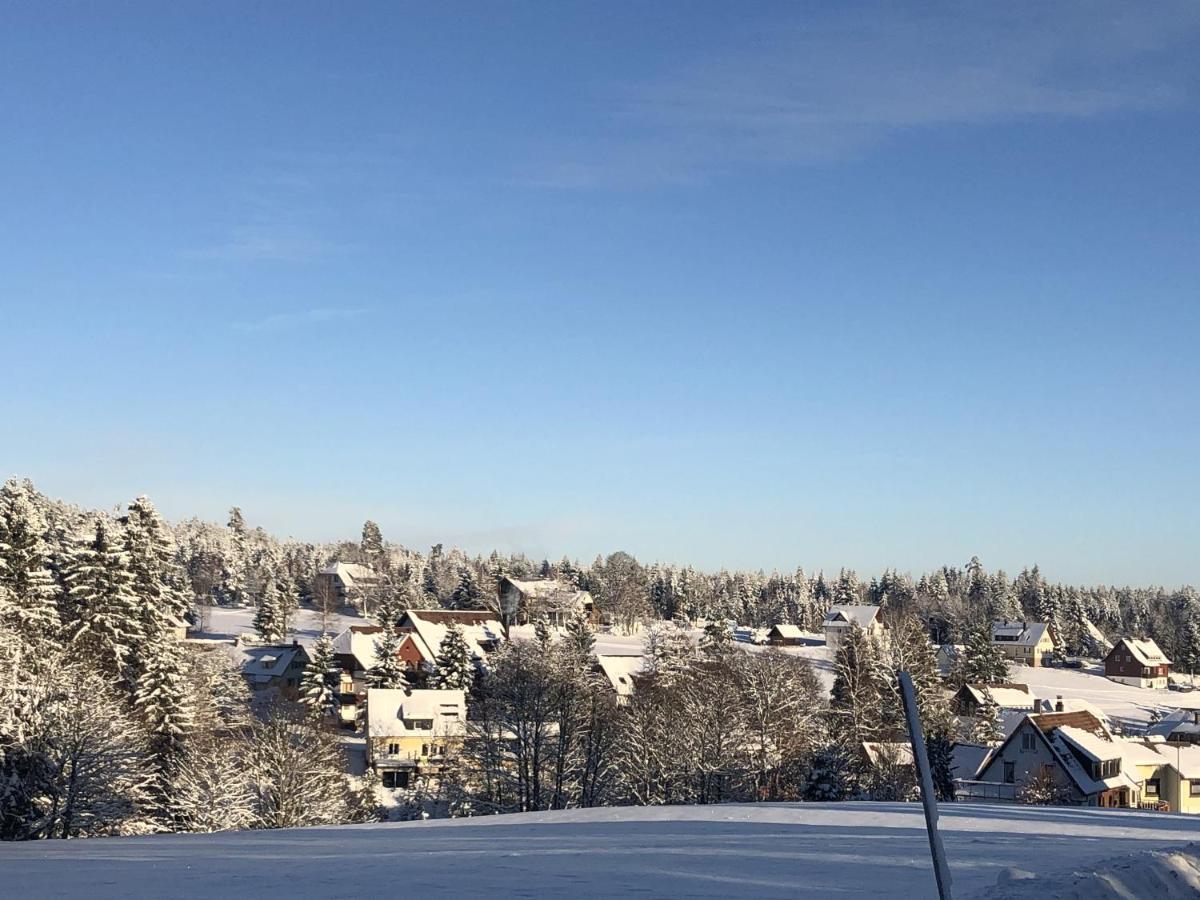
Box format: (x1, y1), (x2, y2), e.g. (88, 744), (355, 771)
(899, 671), (953, 900)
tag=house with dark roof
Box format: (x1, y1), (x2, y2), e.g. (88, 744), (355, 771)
(991, 621), (1055, 667)
(238, 641), (310, 703)
(498, 576), (594, 627)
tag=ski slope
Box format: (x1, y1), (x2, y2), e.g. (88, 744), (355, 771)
(3, 802), (1199, 899)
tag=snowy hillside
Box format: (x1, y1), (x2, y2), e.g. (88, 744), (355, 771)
(4, 802), (1198, 899)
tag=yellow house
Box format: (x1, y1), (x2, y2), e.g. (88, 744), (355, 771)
(992, 621), (1056, 667)
(365, 688), (467, 789)
(1137, 744), (1200, 813)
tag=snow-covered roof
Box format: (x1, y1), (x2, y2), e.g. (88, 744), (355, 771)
(991, 621), (1051, 648)
(366, 688), (466, 738)
(1111, 637), (1171, 667)
(319, 562), (379, 586)
(769, 624), (805, 639)
(402, 610), (505, 666)
(823, 605), (881, 628)
(594, 654), (646, 698)
(239, 643), (306, 678)
(861, 742), (913, 768)
(1146, 708), (1200, 741)
(331, 624), (385, 671)
(959, 683), (1037, 710)
(502, 577), (593, 612)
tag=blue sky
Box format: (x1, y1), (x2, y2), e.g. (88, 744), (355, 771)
(2, 2), (1198, 585)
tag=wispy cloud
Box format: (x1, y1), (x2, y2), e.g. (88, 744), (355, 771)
(233, 307), (370, 333)
(185, 225), (343, 263)
(524, 2), (1200, 187)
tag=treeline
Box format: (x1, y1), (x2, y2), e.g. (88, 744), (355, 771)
(0, 480), (370, 839)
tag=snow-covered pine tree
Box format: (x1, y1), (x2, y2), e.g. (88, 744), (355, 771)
(434, 623), (475, 691)
(699, 618), (733, 657)
(563, 607), (596, 658)
(360, 520), (384, 568)
(925, 732), (956, 801)
(450, 566), (479, 609)
(534, 615), (553, 648)
(245, 707), (351, 828)
(65, 516), (144, 682)
(643, 621), (695, 686)
(123, 495), (189, 629)
(0, 478), (62, 645)
(802, 743), (858, 801)
(223, 507), (249, 606)
(253, 576), (287, 644)
(968, 689), (1005, 745)
(134, 632), (195, 764)
(369, 585), (407, 688)
(300, 633), (338, 715)
(957, 617), (1009, 685)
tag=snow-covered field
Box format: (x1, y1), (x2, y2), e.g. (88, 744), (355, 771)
(3, 802), (1199, 899)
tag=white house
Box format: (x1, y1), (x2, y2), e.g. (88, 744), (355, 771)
(593, 654), (646, 705)
(822, 605), (883, 651)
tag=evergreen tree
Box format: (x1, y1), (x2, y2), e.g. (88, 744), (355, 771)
(360, 520), (384, 568)
(563, 607), (596, 657)
(370, 584), (408, 688)
(643, 621), (695, 686)
(925, 733), (956, 802)
(699, 619), (734, 658)
(0, 478), (61, 645)
(450, 566), (480, 609)
(253, 576), (288, 644)
(224, 507), (249, 606)
(65, 517), (143, 682)
(957, 617), (1009, 685)
(301, 634), (338, 715)
(802, 744), (858, 801)
(434, 624), (475, 691)
(968, 689), (1005, 745)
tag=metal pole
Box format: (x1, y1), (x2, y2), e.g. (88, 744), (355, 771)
(899, 671), (953, 900)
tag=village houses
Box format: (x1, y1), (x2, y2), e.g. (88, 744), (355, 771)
(1104, 637), (1171, 689)
(822, 605), (883, 651)
(365, 688), (467, 789)
(497, 575), (594, 628)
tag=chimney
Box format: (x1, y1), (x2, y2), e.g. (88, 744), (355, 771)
(1056, 696), (1064, 712)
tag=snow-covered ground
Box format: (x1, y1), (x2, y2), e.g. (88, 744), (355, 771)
(194, 603), (365, 644)
(4, 802), (1199, 899)
(1013, 662), (1200, 732)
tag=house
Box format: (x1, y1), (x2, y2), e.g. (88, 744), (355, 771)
(365, 688), (467, 789)
(766, 624), (818, 646)
(1104, 638), (1171, 689)
(593, 654), (646, 705)
(397, 609), (505, 671)
(953, 683), (1037, 716)
(238, 641), (310, 702)
(974, 711), (1142, 807)
(860, 741), (914, 769)
(1147, 708), (1200, 746)
(822, 605), (883, 651)
(497, 576), (594, 627)
(991, 621), (1055, 667)
(315, 562), (382, 610)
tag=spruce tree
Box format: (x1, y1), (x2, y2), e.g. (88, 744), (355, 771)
(370, 584), (408, 688)
(224, 507), (249, 606)
(434, 623), (475, 691)
(300, 634), (338, 715)
(65, 517), (143, 681)
(253, 576), (287, 644)
(830, 622), (884, 744)
(0, 478), (61, 645)
(564, 607), (596, 657)
(450, 567), (479, 609)
(968, 689), (1005, 745)
(134, 631), (196, 800)
(360, 520), (384, 568)
(958, 617), (1009, 685)
(699, 619), (733, 657)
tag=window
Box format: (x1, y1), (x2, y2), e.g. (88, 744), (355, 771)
(422, 743), (430, 756)
(406, 718), (434, 730)
(1191, 782), (1200, 798)
(1020, 731), (1036, 751)
(1146, 780), (1160, 797)
(387, 742), (400, 756)
(1003, 762), (1015, 784)
(381, 770), (410, 789)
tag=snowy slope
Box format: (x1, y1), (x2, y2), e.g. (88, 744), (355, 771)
(4, 802), (1200, 899)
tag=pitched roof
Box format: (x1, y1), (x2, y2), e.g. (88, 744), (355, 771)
(502, 577), (593, 612)
(769, 624), (805, 639)
(366, 688), (467, 738)
(319, 562), (379, 585)
(991, 621), (1051, 648)
(860, 742), (914, 768)
(593, 654), (646, 698)
(1030, 710), (1108, 736)
(823, 605), (881, 628)
(239, 643), (307, 680)
(401, 610), (505, 666)
(331, 624), (385, 671)
(950, 743), (990, 780)
(1110, 637), (1171, 667)
(958, 683), (1037, 710)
